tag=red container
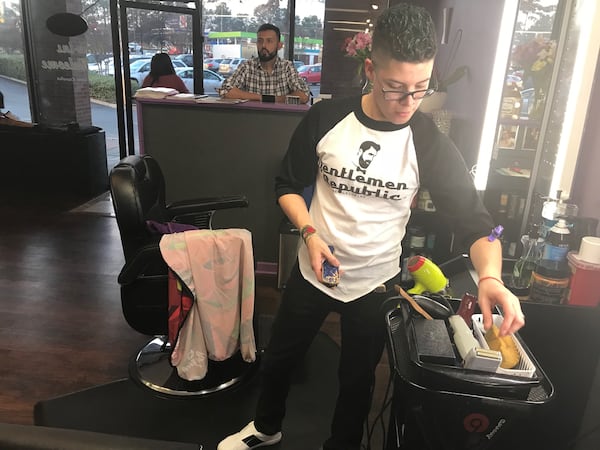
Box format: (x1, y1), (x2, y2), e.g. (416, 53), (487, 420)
(566, 252), (600, 306)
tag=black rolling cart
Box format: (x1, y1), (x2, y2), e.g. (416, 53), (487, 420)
(384, 301), (554, 450)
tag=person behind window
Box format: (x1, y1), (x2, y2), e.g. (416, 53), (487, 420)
(142, 52), (189, 93)
(219, 24), (310, 104)
(218, 4), (525, 450)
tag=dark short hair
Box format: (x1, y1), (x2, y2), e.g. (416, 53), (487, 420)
(360, 141), (381, 152)
(372, 3), (437, 63)
(258, 23), (281, 41)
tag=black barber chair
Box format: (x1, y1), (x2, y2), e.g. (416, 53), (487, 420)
(110, 154), (256, 397)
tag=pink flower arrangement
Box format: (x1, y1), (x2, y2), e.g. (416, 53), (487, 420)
(343, 31), (372, 58)
(342, 31), (372, 67)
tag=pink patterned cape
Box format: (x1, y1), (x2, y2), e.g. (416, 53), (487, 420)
(159, 228), (256, 381)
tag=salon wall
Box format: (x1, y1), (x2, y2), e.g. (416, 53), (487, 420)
(320, 0), (381, 99)
(412, 0), (505, 168)
(321, 0), (505, 168)
(570, 46), (600, 227)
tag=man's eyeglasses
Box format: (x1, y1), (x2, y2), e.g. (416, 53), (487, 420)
(381, 87), (436, 102)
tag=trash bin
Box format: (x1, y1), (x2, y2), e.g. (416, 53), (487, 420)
(383, 299), (554, 450)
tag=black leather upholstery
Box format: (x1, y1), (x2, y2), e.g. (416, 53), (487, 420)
(110, 154), (248, 335)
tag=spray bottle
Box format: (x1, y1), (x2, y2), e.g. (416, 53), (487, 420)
(512, 224), (543, 289)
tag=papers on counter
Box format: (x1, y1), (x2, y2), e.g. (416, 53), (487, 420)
(172, 93), (197, 100)
(134, 88), (250, 104)
(133, 87), (179, 99)
(194, 97), (248, 104)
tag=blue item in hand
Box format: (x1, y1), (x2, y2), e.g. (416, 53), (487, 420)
(322, 245), (340, 287)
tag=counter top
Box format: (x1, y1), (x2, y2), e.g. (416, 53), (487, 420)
(134, 95), (311, 113)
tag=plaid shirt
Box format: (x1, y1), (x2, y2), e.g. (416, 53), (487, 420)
(220, 57), (310, 98)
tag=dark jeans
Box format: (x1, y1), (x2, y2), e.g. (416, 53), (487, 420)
(254, 264), (398, 450)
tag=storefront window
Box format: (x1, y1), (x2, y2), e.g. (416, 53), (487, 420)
(0, 1), (326, 164)
(0, 0), (31, 121)
(202, 1), (324, 95)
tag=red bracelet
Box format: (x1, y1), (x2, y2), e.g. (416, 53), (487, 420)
(478, 276), (504, 287)
(300, 225), (317, 243)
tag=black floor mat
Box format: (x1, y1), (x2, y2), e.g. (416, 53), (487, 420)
(34, 332), (340, 450)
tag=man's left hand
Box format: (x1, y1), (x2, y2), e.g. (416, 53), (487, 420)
(477, 277), (525, 336)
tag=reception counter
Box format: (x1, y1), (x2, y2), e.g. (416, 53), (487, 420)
(135, 97), (310, 264)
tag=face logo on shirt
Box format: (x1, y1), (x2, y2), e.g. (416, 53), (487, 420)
(318, 138), (413, 201)
(353, 141), (381, 173)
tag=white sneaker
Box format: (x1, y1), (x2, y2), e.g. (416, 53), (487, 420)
(217, 421), (282, 450)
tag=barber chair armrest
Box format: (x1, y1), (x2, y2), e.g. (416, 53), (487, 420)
(166, 194), (248, 218)
(118, 243), (165, 285)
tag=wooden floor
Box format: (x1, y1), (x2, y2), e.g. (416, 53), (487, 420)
(0, 191), (391, 449)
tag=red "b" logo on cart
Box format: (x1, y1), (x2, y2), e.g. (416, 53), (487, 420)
(463, 413), (490, 432)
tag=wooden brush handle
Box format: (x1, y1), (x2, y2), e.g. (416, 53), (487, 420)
(394, 284), (433, 320)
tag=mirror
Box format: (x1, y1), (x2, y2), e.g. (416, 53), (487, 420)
(482, 0), (562, 257)
(46, 12), (88, 37)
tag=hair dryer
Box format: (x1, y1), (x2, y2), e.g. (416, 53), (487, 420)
(407, 255), (449, 294)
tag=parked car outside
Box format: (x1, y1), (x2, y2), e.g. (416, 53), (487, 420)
(218, 58), (246, 77)
(127, 58), (151, 85)
(204, 58), (224, 71)
(293, 60), (304, 70)
(87, 54), (100, 72)
(297, 63), (321, 84)
(97, 55), (152, 76)
(176, 68), (224, 95)
(129, 58), (187, 86)
(128, 42), (142, 54)
(173, 53), (193, 66)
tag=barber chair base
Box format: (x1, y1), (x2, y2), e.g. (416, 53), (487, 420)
(130, 336), (258, 397)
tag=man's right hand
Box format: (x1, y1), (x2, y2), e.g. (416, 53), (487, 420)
(306, 234), (340, 285)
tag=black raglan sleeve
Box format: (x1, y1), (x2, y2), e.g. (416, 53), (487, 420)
(275, 97), (358, 200)
(411, 112), (495, 252)
(274, 105), (321, 199)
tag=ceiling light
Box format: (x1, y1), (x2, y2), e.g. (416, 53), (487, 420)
(333, 27), (369, 33)
(327, 20), (368, 25)
(371, 4), (379, 10)
(325, 8), (369, 14)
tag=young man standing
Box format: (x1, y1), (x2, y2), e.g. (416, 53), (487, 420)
(219, 23), (310, 104)
(219, 4), (525, 450)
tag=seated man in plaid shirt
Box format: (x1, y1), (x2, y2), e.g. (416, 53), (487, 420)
(219, 23), (310, 104)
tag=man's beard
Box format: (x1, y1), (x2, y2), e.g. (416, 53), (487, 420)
(258, 49), (277, 62)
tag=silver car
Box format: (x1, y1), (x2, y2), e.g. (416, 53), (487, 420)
(218, 58), (246, 77)
(176, 68), (224, 95)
